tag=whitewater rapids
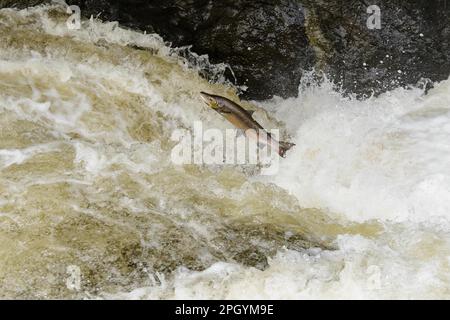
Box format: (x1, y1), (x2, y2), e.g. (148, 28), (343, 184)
(0, 4), (450, 299)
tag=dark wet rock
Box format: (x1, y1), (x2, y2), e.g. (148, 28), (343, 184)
(301, 0), (450, 97)
(64, 0), (316, 100)
(2, 0), (450, 99)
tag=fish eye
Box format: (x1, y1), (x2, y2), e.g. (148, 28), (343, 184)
(211, 101), (219, 108)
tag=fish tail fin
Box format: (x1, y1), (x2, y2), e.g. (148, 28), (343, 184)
(278, 141), (295, 158)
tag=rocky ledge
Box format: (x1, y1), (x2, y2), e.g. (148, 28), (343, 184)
(2, 0), (450, 100)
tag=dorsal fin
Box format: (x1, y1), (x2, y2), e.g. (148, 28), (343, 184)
(246, 110), (255, 116)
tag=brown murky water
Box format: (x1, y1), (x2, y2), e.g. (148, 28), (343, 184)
(1, 4), (449, 299)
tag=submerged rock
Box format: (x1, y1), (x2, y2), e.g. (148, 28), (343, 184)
(2, 0), (450, 99)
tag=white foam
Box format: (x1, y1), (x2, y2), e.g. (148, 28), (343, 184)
(112, 222), (450, 299)
(263, 77), (450, 223)
(0, 143), (63, 168)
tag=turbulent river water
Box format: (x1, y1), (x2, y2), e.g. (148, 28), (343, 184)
(1, 4), (450, 299)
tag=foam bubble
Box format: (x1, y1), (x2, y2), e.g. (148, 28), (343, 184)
(264, 77), (450, 223)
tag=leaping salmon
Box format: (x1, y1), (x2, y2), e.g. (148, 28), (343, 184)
(200, 92), (295, 158)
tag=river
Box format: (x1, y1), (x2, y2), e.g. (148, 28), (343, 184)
(0, 4), (449, 299)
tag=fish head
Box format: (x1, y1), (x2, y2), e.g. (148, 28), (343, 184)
(200, 92), (220, 110)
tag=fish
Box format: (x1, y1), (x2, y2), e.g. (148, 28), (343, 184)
(200, 92), (295, 158)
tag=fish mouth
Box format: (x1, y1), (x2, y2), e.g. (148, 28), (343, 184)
(200, 92), (210, 104)
(200, 92), (218, 109)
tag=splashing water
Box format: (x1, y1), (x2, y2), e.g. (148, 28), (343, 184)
(264, 74), (450, 223)
(0, 4), (449, 299)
